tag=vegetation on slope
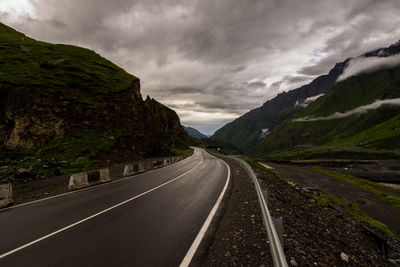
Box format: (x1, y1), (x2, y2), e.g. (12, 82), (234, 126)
(311, 166), (400, 209)
(252, 66), (400, 159)
(0, 23), (137, 104)
(0, 22), (191, 181)
(211, 61), (346, 151)
(243, 156), (398, 238)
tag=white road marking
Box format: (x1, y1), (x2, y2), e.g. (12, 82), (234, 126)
(179, 151), (231, 267)
(1, 151), (197, 212)
(0, 150), (204, 260)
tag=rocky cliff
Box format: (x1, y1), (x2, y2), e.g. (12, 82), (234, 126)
(0, 22), (190, 178)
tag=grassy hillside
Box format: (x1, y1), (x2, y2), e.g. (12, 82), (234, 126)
(0, 22), (137, 105)
(0, 22), (191, 181)
(252, 66), (400, 160)
(211, 61), (346, 151)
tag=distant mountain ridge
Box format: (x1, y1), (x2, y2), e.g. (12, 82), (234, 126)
(183, 126), (208, 139)
(211, 40), (400, 152)
(252, 62), (400, 159)
(210, 60), (347, 151)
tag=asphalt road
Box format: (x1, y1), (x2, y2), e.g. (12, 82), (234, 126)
(0, 148), (230, 266)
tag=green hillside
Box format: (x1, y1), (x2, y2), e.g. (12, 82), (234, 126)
(210, 61), (346, 151)
(0, 23), (137, 105)
(0, 22), (191, 181)
(252, 66), (400, 160)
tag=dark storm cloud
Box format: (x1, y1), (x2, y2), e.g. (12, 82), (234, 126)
(297, 64), (329, 76)
(2, 0), (400, 134)
(282, 75), (311, 84)
(270, 81), (282, 89)
(154, 86), (202, 95)
(247, 81), (267, 88)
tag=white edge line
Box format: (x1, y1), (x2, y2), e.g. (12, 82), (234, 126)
(179, 152), (231, 267)
(1, 153), (195, 212)
(0, 150), (204, 260)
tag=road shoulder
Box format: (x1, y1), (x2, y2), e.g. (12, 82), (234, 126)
(198, 152), (273, 266)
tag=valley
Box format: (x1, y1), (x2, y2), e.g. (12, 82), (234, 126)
(1, 5), (400, 265)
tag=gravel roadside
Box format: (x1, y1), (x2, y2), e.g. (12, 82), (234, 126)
(254, 167), (400, 266)
(202, 153), (273, 266)
(203, 152), (400, 266)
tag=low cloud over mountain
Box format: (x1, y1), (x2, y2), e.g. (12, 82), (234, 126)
(294, 98), (400, 122)
(2, 0), (400, 134)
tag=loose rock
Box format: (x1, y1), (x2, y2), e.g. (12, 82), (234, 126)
(340, 252), (349, 263)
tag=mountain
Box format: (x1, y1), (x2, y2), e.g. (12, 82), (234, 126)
(252, 41), (400, 160)
(183, 126), (208, 139)
(210, 59), (347, 151)
(211, 40), (400, 153)
(0, 22), (191, 178)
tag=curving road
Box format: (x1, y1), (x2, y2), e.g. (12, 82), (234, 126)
(0, 148), (230, 266)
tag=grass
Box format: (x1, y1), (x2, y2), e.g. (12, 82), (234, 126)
(0, 130), (116, 181)
(0, 22), (138, 107)
(329, 113), (400, 149)
(42, 130), (115, 173)
(174, 148), (193, 156)
(242, 157), (288, 184)
(310, 166), (400, 209)
(242, 157), (267, 170)
(254, 145), (400, 161)
(313, 191), (399, 239)
(250, 67), (400, 158)
(243, 156), (399, 239)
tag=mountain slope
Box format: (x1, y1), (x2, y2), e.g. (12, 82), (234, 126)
(211, 41), (400, 152)
(210, 60), (346, 151)
(0, 22), (191, 178)
(183, 126), (208, 139)
(252, 63), (400, 159)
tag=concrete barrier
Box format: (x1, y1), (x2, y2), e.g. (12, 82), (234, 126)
(100, 168), (110, 182)
(87, 170), (100, 183)
(68, 172), (89, 190)
(0, 183), (13, 208)
(67, 152), (193, 191)
(69, 168), (111, 190)
(123, 164), (134, 176)
(138, 163), (145, 173)
(163, 158), (170, 166)
(153, 160), (163, 168)
(124, 163), (146, 176)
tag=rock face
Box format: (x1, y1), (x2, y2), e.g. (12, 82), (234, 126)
(0, 22), (190, 163)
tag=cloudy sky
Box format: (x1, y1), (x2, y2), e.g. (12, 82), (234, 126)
(1, 0), (400, 135)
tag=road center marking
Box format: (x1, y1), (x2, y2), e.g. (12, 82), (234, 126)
(0, 150), (204, 260)
(180, 152), (231, 267)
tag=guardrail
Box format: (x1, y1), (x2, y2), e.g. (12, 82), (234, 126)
(232, 157), (288, 267)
